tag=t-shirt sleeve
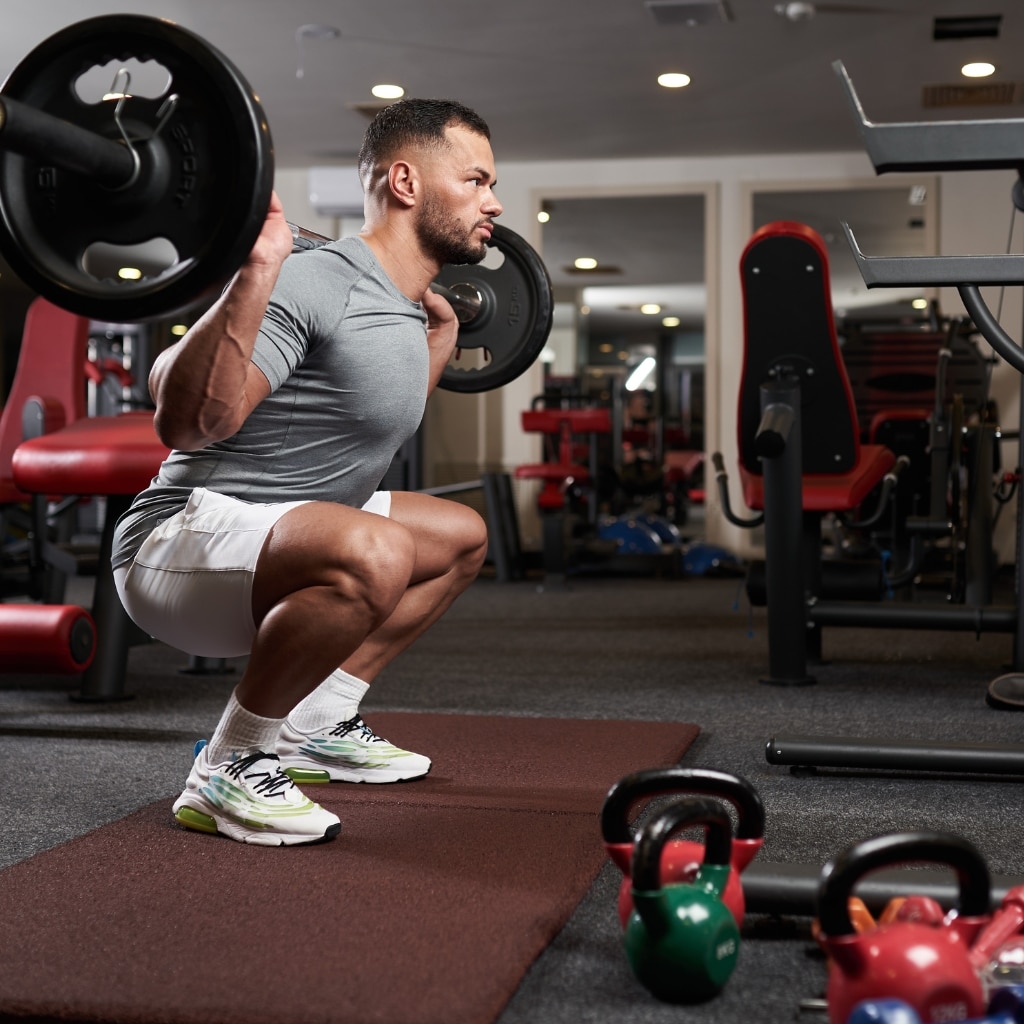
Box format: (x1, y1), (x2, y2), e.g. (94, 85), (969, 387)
(251, 256), (315, 391)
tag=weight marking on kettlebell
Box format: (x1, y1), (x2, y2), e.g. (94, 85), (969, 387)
(930, 1001), (968, 1023)
(716, 939), (737, 960)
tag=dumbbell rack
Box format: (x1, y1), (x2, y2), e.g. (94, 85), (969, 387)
(763, 65), (1024, 776)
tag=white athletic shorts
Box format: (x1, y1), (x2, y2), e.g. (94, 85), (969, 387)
(113, 486), (392, 659)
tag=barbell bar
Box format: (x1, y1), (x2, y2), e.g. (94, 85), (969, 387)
(0, 95), (138, 189)
(0, 14), (553, 392)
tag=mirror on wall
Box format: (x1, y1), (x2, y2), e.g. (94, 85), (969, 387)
(538, 192), (707, 524)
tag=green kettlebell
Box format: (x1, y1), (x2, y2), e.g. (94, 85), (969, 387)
(623, 796), (741, 1003)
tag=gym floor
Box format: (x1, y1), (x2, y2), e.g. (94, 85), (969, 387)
(1, 567), (1021, 1023)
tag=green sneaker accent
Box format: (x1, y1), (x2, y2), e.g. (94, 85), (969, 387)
(174, 805), (219, 834)
(283, 767), (332, 784)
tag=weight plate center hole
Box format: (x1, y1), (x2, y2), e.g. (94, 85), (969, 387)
(74, 58), (172, 104)
(480, 245), (505, 271)
(448, 345), (493, 371)
(82, 237), (180, 283)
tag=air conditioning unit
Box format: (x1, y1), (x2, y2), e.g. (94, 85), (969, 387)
(309, 166), (363, 216)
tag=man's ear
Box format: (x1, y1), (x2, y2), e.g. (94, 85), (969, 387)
(387, 160), (418, 208)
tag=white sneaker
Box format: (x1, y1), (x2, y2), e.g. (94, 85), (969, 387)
(277, 714), (432, 783)
(172, 741), (341, 846)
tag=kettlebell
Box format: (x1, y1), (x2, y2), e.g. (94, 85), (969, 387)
(817, 831), (992, 1024)
(601, 766), (765, 928)
(623, 796), (741, 1004)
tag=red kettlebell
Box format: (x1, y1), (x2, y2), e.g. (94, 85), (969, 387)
(817, 831), (992, 1024)
(601, 767), (765, 928)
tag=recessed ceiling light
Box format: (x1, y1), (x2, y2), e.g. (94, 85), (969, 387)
(962, 62), (996, 78)
(912, 298), (929, 310)
(658, 72), (691, 89)
(537, 210), (550, 223)
(662, 316), (681, 327)
(372, 84), (405, 99)
(640, 303), (662, 315)
(575, 257), (599, 270)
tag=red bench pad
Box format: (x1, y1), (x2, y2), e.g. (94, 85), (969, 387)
(12, 413), (169, 497)
(739, 443), (895, 512)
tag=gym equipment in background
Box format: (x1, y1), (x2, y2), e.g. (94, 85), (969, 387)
(761, 63), (1024, 782)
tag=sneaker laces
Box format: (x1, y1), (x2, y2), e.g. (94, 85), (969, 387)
(226, 751), (295, 798)
(328, 715), (385, 743)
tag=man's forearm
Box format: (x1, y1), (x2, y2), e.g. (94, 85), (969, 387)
(151, 262), (280, 451)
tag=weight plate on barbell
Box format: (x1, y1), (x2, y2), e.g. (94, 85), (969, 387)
(0, 14), (273, 322)
(436, 224), (553, 393)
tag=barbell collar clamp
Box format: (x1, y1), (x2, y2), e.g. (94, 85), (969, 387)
(0, 94), (137, 190)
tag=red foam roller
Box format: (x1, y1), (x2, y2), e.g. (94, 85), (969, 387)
(0, 604), (96, 673)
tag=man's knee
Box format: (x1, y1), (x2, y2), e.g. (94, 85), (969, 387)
(463, 508), (489, 566)
(439, 505), (488, 579)
(340, 518), (416, 614)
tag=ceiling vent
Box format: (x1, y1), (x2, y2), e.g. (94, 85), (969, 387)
(922, 81), (1022, 108)
(932, 15), (1001, 41)
(645, 0), (732, 27)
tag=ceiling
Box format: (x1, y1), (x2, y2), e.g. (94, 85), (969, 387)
(0, 0), (1017, 345)
(0, 0), (1006, 166)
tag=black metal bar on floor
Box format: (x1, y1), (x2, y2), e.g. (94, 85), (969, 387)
(766, 734), (1024, 775)
(744, 860), (1023, 916)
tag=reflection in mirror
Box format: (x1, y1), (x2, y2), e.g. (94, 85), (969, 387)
(539, 192), (706, 532)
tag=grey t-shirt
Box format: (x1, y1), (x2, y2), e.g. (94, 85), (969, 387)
(111, 237), (429, 569)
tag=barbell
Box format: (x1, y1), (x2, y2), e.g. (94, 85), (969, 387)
(0, 14), (553, 393)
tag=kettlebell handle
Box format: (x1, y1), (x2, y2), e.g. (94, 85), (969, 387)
(632, 797), (733, 892)
(602, 767), (766, 845)
(817, 831), (991, 938)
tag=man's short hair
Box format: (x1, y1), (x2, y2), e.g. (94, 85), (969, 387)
(357, 98), (491, 178)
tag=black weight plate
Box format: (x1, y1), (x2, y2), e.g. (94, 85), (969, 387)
(0, 14), (273, 321)
(435, 224), (553, 393)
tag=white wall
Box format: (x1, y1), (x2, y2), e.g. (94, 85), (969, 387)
(273, 159), (1024, 560)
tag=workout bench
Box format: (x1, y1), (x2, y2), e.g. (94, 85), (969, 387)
(0, 298), (98, 674)
(516, 406), (610, 585)
(12, 412), (169, 698)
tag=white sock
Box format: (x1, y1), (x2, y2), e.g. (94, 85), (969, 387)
(287, 669), (370, 732)
(205, 689), (286, 765)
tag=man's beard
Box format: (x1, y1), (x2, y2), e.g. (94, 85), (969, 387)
(416, 193), (488, 266)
